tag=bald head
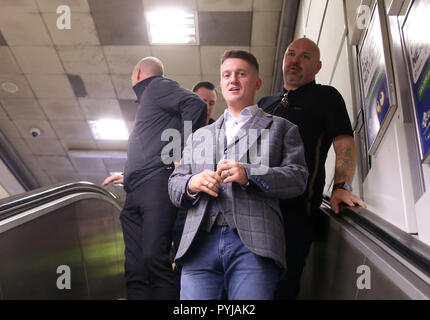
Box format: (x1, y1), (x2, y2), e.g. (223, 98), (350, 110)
(282, 37), (322, 90)
(131, 57), (164, 86)
(289, 38), (320, 61)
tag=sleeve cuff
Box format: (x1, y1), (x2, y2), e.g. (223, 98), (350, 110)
(186, 178), (198, 198)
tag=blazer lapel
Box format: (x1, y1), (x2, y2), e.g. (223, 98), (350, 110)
(236, 109), (273, 162)
(212, 116), (225, 170)
(214, 109), (273, 164)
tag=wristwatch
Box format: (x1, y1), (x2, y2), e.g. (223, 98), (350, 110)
(332, 181), (352, 192)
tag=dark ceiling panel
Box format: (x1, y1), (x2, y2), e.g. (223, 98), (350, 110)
(88, 0), (148, 45)
(67, 75), (87, 98)
(0, 32), (8, 46)
(88, 0), (128, 12)
(119, 100), (138, 122)
(198, 12), (252, 46)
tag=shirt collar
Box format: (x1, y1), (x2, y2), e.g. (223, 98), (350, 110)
(132, 75), (161, 100)
(224, 104), (259, 121)
(283, 80), (316, 95)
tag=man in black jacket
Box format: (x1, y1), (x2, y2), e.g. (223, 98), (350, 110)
(114, 57), (206, 299)
(192, 81), (217, 125)
(258, 38), (366, 299)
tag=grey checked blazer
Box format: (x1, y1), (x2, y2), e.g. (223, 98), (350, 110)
(168, 108), (308, 270)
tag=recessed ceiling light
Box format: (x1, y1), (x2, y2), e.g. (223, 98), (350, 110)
(88, 119), (129, 140)
(146, 9), (198, 45)
(1, 81), (19, 93)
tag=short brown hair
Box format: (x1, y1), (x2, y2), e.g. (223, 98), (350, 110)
(192, 81), (216, 93)
(221, 50), (259, 73)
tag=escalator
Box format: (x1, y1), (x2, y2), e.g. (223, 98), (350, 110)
(299, 198), (430, 300)
(2, 181), (430, 300)
(0, 182), (125, 300)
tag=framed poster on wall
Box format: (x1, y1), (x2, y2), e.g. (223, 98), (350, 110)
(402, 0), (430, 163)
(358, 1), (397, 154)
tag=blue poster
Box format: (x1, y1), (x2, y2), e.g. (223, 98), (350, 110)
(359, 5), (391, 150)
(402, 0), (430, 162)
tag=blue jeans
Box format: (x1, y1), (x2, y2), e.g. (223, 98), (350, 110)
(180, 226), (280, 300)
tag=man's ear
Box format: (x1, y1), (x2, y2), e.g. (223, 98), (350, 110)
(256, 78), (262, 91)
(131, 66), (140, 86)
(315, 61), (322, 75)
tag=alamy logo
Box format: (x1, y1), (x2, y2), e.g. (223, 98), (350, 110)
(160, 121), (270, 175)
(356, 265), (371, 290)
(57, 5), (71, 30)
(56, 265), (71, 290)
(356, 5), (371, 30)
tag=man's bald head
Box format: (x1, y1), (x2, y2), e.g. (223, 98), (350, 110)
(131, 57), (164, 86)
(283, 37), (322, 90)
(288, 38), (320, 61)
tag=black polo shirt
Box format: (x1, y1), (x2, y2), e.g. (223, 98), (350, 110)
(258, 80), (353, 210)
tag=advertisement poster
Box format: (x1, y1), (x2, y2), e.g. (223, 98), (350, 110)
(359, 5), (391, 151)
(402, 0), (430, 162)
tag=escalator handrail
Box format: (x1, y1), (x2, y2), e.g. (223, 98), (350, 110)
(0, 181), (121, 221)
(321, 195), (430, 279)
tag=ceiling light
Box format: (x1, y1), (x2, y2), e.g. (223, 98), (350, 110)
(146, 9), (198, 44)
(68, 149), (127, 159)
(88, 119), (129, 140)
(1, 81), (19, 93)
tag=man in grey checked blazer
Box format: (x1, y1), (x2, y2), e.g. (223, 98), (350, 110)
(168, 50), (308, 300)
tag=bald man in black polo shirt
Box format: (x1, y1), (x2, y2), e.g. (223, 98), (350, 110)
(258, 38), (366, 300)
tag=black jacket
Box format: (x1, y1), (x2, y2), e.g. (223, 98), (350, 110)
(124, 76), (206, 192)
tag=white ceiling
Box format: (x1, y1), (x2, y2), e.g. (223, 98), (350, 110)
(0, 0), (284, 198)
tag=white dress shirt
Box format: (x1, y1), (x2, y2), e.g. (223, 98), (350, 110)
(223, 104), (259, 145)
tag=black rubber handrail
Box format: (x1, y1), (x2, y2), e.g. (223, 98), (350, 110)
(321, 196), (430, 278)
(0, 181), (120, 221)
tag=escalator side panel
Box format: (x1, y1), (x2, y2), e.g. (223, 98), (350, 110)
(299, 219), (368, 299)
(356, 257), (409, 299)
(0, 202), (89, 299)
(75, 199), (125, 299)
(298, 211), (421, 300)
